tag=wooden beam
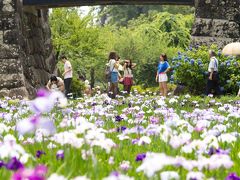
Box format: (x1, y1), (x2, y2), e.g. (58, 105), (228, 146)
(23, 0), (194, 8)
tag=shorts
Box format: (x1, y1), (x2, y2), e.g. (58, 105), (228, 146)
(111, 72), (118, 83)
(158, 73), (168, 82)
(124, 77), (133, 86)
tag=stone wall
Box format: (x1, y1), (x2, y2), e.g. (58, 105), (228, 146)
(192, 0), (240, 47)
(0, 0), (56, 98)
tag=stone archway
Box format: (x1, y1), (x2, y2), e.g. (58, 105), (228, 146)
(0, 0), (239, 98)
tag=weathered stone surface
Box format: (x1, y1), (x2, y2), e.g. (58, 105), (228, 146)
(195, 0), (240, 20)
(0, 59), (22, 74)
(0, 14), (16, 30)
(0, 44), (19, 58)
(0, 73), (25, 89)
(0, 88), (10, 98)
(9, 87), (29, 98)
(191, 36), (235, 48)
(3, 29), (19, 44)
(192, 0), (240, 47)
(0, 87), (29, 98)
(192, 18), (240, 38)
(2, 0), (14, 12)
(0, 0), (56, 98)
(45, 52), (56, 72)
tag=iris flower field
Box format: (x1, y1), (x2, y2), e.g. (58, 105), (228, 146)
(0, 89), (240, 180)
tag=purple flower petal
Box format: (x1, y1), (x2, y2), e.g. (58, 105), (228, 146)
(56, 150), (64, 160)
(5, 157), (24, 171)
(36, 150), (46, 158)
(135, 153), (146, 162)
(115, 115), (123, 122)
(226, 172), (240, 180)
(36, 88), (50, 97)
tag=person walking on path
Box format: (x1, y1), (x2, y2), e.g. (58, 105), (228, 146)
(123, 59), (136, 94)
(206, 50), (221, 96)
(46, 75), (65, 93)
(60, 55), (73, 98)
(155, 53), (170, 97)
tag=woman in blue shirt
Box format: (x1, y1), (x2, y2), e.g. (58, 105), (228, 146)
(155, 53), (170, 96)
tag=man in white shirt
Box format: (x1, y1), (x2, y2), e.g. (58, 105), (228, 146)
(206, 50), (221, 96)
(60, 55), (73, 98)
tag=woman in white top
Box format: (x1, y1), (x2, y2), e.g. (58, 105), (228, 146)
(108, 52), (120, 98)
(123, 59), (136, 94)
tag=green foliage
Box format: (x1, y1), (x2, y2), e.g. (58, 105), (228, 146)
(71, 77), (85, 97)
(50, 8), (109, 90)
(133, 84), (177, 94)
(96, 5), (194, 26)
(171, 45), (240, 95)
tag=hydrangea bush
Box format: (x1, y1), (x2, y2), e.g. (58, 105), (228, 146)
(171, 45), (240, 95)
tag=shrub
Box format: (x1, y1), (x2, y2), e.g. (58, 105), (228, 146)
(171, 45), (240, 95)
(71, 78), (85, 97)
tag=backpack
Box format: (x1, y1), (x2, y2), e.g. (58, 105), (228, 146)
(105, 65), (111, 81)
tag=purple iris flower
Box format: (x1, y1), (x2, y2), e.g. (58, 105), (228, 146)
(34, 165), (48, 177)
(91, 102), (97, 106)
(116, 126), (127, 132)
(115, 115), (123, 122)
(208, 147), (215, 156)
(136, 126), (144, 133)
(225, 173), (240, 180)
(150, 116), (159, 124)
(208, 147), (230, 156)
(216, 148), (230, 155)
(11, 165), (47, 180)
(110, 171), (119, 177)
(36, 88), (50, 97)
(103, 101), (110, 105)
(56, 150), (64, 160)
(95, 120), (104, 127)
(30, 115), (40, 124)
(36, 150), (46, 158)
(135, 153), (146, 162)
(132, 138), (139, 144)
(5, 157), (24, 171)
